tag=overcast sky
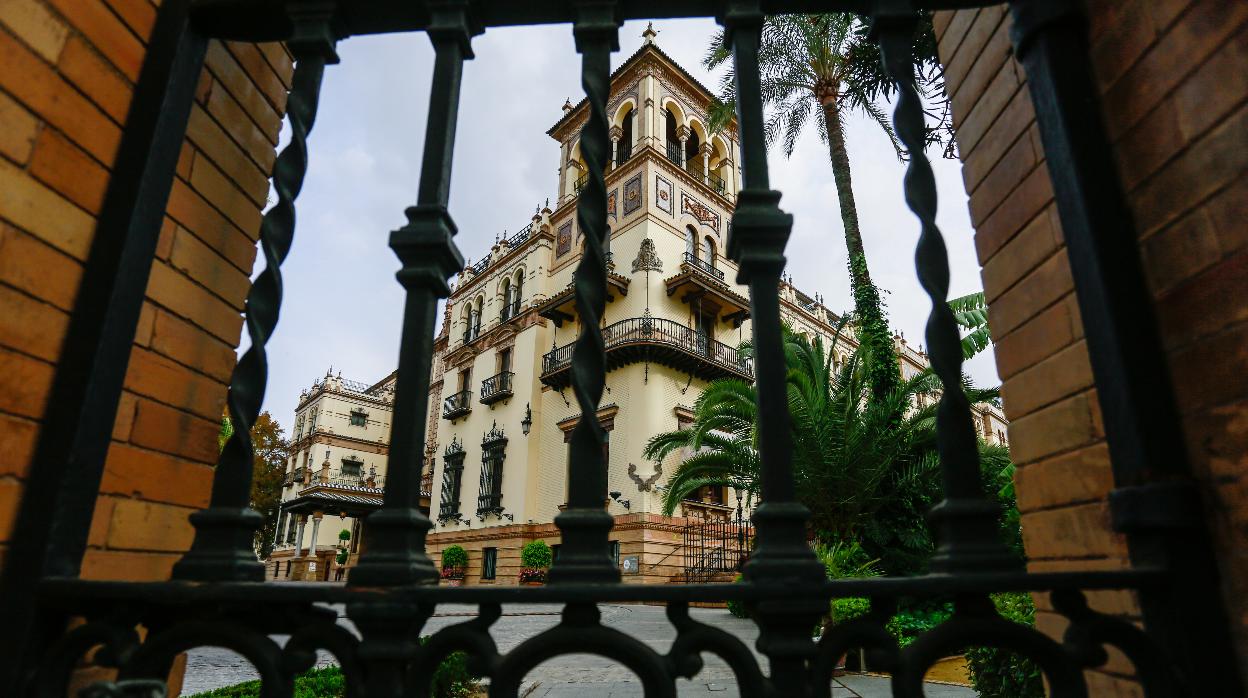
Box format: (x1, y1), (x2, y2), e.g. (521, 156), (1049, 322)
(254, 18), (1000, 430)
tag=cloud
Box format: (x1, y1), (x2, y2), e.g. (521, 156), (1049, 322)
(254, 19), (1000, 429)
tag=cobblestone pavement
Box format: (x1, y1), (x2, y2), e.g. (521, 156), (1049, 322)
(182, 603), (974, 697)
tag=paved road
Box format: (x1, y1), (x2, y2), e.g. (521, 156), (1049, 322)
(182, 603), (974, 697)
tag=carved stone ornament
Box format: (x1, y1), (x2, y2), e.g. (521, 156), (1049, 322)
(628, 462), (663, 492)
(681, 192), (720, 231)
(632, 237), (663, 273)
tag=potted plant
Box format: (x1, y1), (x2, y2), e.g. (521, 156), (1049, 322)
(518, 540), (552, 586)
(440, 545), (468, 586)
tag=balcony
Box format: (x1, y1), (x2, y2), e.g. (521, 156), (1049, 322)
(540, 316), (753, 389)
(573, 171), (588, 195)
(615, 141), (633, 167)
(708, 171), (726, 196)
(499, 298), (522, 322)
(665, 140), (682, 166)
(682, 252), (725, 281)
(536, 269), (630, 327)
(299, 468), (385, 492)
(462, 326), (481, 345)
(442, 389), (472, 420)
(479, 371), (514, 405)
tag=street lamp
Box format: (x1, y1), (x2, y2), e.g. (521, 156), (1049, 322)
(521, 403), (533, 435)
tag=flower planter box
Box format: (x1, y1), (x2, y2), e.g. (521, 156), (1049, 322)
(444, 578), (464, 587)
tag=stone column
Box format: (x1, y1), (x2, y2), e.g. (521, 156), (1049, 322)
(676, 124), (690, 167)
(295, 515), (307, 557)
(309, 512), (323, 561)
(609, 125), (622, 170)
(700, 142), (713, 186)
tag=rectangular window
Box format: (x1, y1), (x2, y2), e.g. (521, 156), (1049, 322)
(478, 433), (507, 514)
(341, 457), (363, 478)
(498, 348), (512, 373)
(458, 368), (472, 391)
(440, 450), (466, 518)
(482, 547), (497, 580)
(551, 544), (561, 563)
(610, 540), (621, 569)
(350, 409), (368, 427)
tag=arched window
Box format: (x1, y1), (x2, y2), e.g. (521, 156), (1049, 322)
(618, 107), (634, 164)
(513, 269), (524, 302)
(685, 130), (701, 174)
(500, 278), (513, 320)
(703, 236), (716, 268)
(665, 109), (680, 163)
(685, 226), (697, 260)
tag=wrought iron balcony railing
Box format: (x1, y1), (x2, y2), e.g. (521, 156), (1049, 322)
(499, 298), (522, 321)
(462, 326), (480, 345)
(615, 140), (632, 166)
(665, 140), (682, 166)
(479, 371), (514, 405)
(708, 171), (726, 196)
(12, 2), (1219, 697)
(541, 316), (751, 389)
(573, 171), (588, 194)
(299, 468), (385, 491)
(682, 252), (725, 281)
(442, 389), (471, 420)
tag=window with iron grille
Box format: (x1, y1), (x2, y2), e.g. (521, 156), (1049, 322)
(350, 409), (368, 427)
(478, 425), (507, 514)
(481, 547), (497, 580)
(341, 457), (364, 479)
(439, 440), (466, 519)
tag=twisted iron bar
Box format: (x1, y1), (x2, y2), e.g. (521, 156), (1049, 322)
(173, 13), (338, 582)
(875, 14), (1015, 575)
(550, 0), (620, 585)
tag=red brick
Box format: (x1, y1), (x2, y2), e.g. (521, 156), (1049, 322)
(993, 293), (1078, 380)
(0, 412), (38, 478)
(165, 178), (258, 271)
(188, 154), (264, 236)
(944, 7), (1007, 102)
(29, 127), (110, 214)
(936, 9), (978, 66)
(0, 346), (54, 420)
(202, 78), (278, 173)
(101, 443), (214, 508)
(1169, 322), (1248, 413)
(1156, 247), (1248, 351)
(44, 0), (144, 81)
(1129, 103), (1247, 238)
(0, 283), (69, 362)
(0, 91), (39, 165)
(0, 480), (21, 541)
(961, 85), (1036, 194)
(1008, 391), (1103, 466)
(951, 58), (1019, 157)
(1171, 25), (1248, 143)
(1114, 96), (1184, 194)
(185, 105), (271, 206)
(982, 204), (1060, 303)
(1141, 206), (1222, 295)
(128, 397), (219, 464)
(168, 225), (251, 309)
(1015, 442), (1114, 513)
(1021, 502), (1126, 559)
(57, 34), (133, 125)
(968, 129), (1038, 226)
(0, 0), (69, 63)
(974, 160), (1052, 264)
(123, 346), (228, 421)
(986, 249), (1071, 337)
(104, 0), (157, 40)
(1182, 400), (1248, 482)
(1205, 175), (1248, 255)
(1001, 340), (1095, 420)
(206, 41), (282, 141)
(0, 222), (84, 310)
(150, 308), (238, 384)
(950, 14), (1014, 128)
(104, 500), (197, 552)
(80, 549), (180, 581)
(1091, 0), (1157, 91)
(254, 42), (294, 90)
(112, 390), (137, 442)
(145, 263), (244, 345)
(0, 28), (121, 164)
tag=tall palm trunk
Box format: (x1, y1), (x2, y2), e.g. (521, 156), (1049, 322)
(820, 93), (900, 401)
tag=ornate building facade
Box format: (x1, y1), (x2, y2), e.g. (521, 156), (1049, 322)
(268, 34), (1007, 584)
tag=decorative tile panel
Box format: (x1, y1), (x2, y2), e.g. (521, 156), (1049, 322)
(681, 192), (719, 232)
(623, 173), (643, 216)
(655, 175), (673, 214)
(556, 221), (573, 257)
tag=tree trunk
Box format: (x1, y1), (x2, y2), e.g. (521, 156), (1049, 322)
(820, 94), (900, 401)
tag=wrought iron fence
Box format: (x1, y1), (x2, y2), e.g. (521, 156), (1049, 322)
(542, 316), (752, 378)
(665, 139), (683, 166)
(442, 389), (471, 419)
(683, 515), (753, 584)
(682, 251), (725, 281)
(499, 298), (522, 321)
(0, 0), (1236, 697)
(479, 371), (514, 403)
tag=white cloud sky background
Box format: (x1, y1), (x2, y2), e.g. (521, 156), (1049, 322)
(255, 18), (1000, 428)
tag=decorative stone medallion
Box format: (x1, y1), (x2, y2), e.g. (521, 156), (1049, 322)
(631, 237), (663, 273)
(655, 175), (673, 214)
(556, 222), (572, 257)
(623, 173), (643, 216)
(681, 192), (719, 232)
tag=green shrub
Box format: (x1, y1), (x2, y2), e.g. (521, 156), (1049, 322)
(885, 600), (952, 648)
(441, 545), (468, 569)
(830, 596), (871, 626)
(186, 640), (478, 698)
(338, 529), (351, 541)
(965, 592), (1044, 698)
(520, 540), (552, 569)
(725, 574), (748, 618)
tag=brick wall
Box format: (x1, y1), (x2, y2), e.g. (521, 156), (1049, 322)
(935, 1), (1247, 693)
(0, 0), (291, 585)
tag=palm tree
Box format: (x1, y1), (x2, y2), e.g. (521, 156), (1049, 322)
(949, 291), (992, 359)
(644, 329), (998, 559)
(705, 13), (948, 402)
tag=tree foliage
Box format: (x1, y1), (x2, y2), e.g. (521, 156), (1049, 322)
(249, 411), (290, 560)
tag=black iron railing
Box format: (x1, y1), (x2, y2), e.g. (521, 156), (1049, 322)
(683, 515), (752, 584)
(299, 468), (385, 490)
(462, 326), (480, 345)
(708, 171), (726, 195)
(503, 222), (532, 247)
(442, 389), (471, 420)
(4, 2), (1226, 697)
(573, 171), (588, 194)
(616, 140), (632, 166)
(542, 316), (751, 378)
(479, 371), (513, 404)
(500, 298), (522, 321)
(682, 251), (725, 281)
(665, 140), (682, 166)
